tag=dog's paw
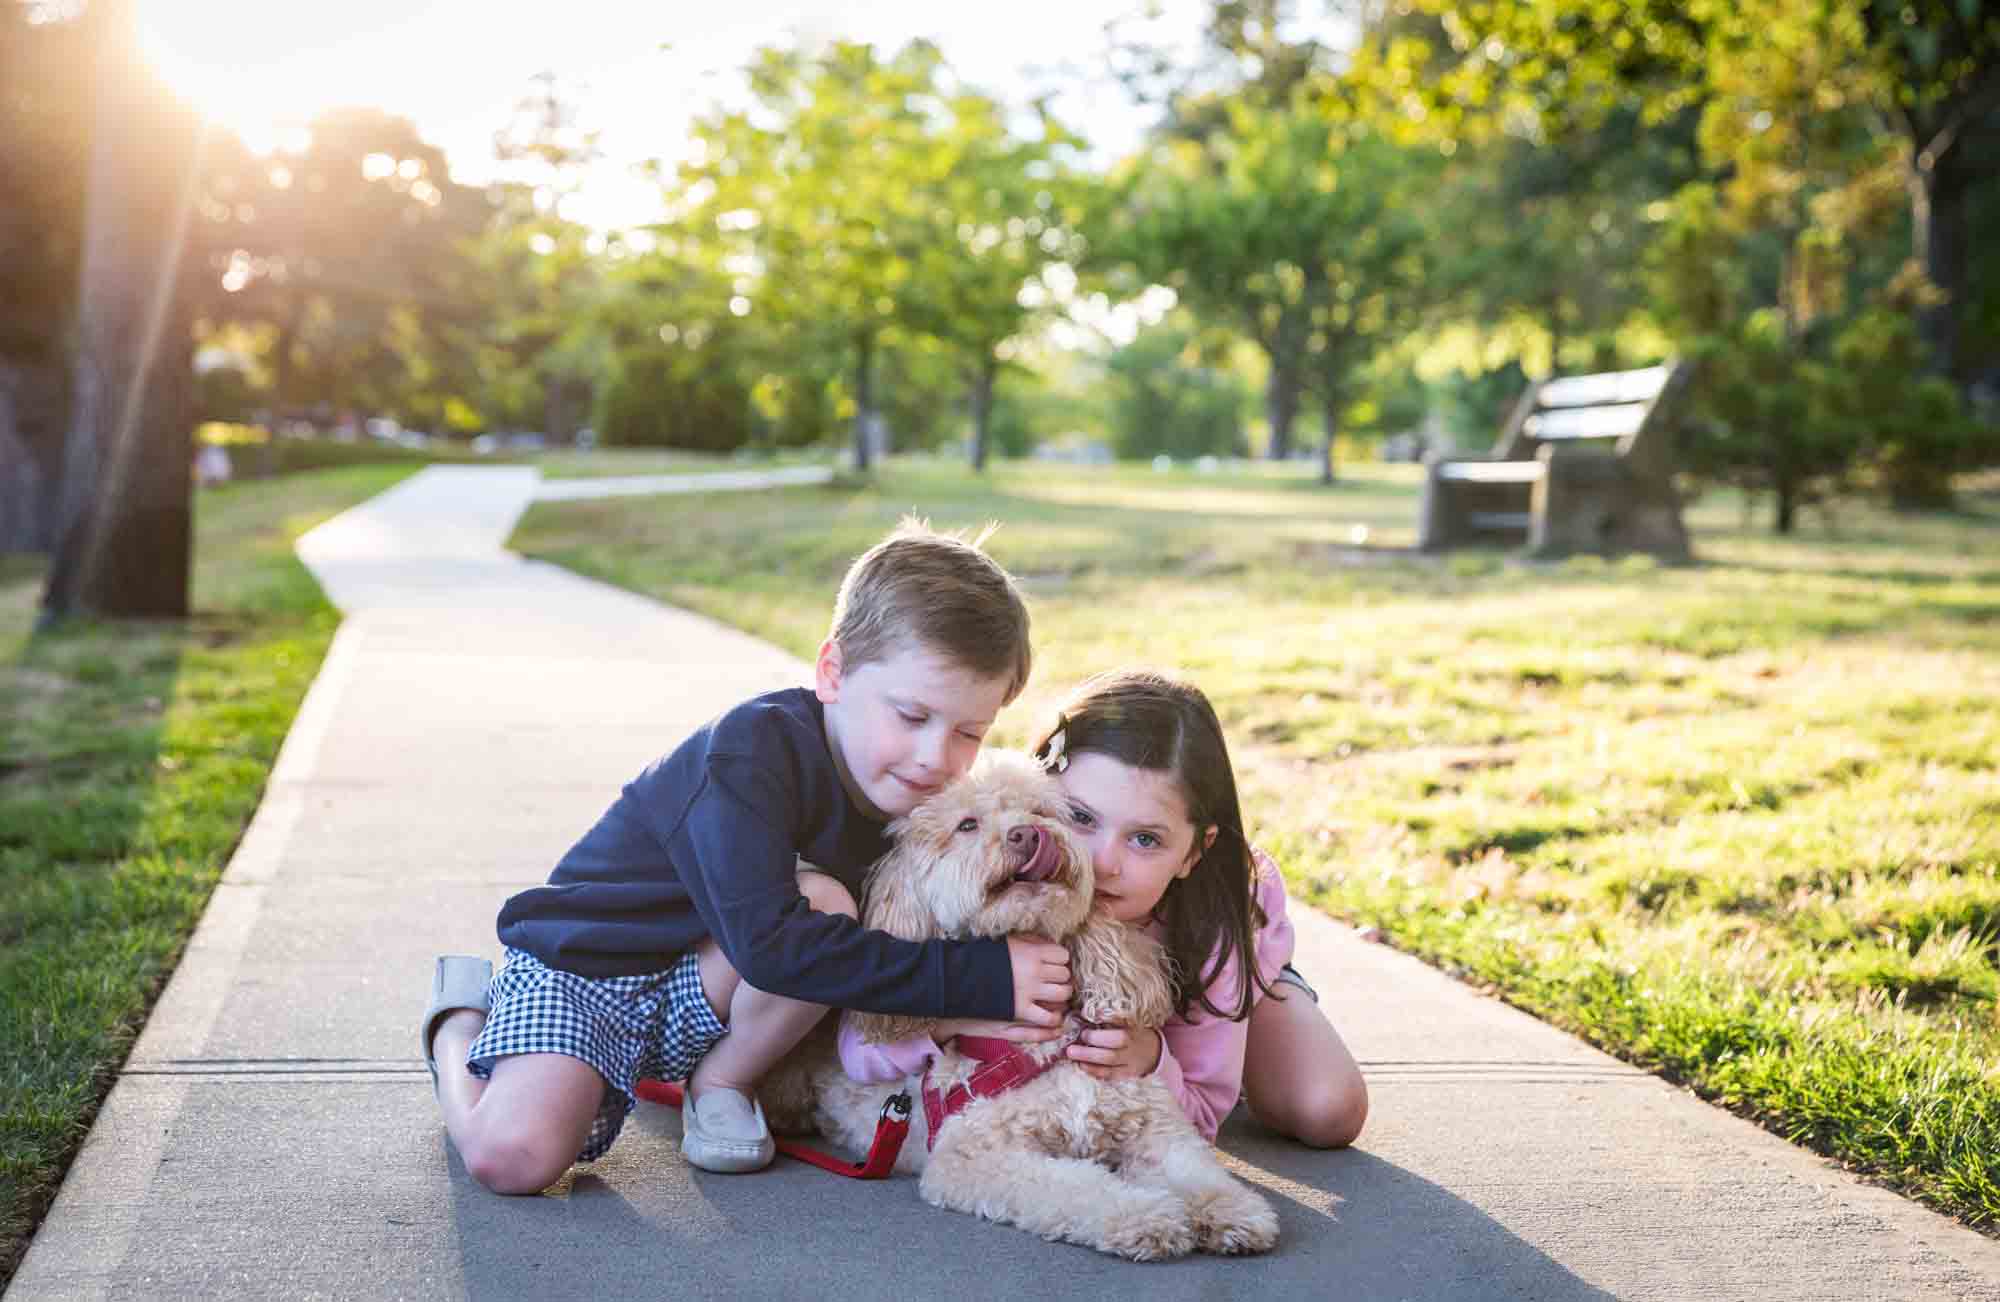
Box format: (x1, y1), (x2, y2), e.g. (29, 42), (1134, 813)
(1189, 1186), (1280, 1256)
(1100, 1192), (1200, 1262)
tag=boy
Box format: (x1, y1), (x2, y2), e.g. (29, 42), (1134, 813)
(421, 521), (1073, 1190)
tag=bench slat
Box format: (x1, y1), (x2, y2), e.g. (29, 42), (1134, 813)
(1468, 511), (1531, 531)
(1523, 402), (1648, 440)
(1536, 366), (1669, 409)
(1437, 461), (1544, 484)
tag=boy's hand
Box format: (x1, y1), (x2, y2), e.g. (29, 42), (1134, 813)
(934, 1017), (1064, 1045)
(1006, 935), (1072, 1026)
(1064, 1023), (1163, 1079)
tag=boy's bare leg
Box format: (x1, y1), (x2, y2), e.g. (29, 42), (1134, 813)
(1242, 987), (1369, 1149)
(687, 869), (855, 1097)
(432, 1011), (605, 1193)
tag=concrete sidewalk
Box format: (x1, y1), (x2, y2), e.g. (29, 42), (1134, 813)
(11, 465), (2000, 1300)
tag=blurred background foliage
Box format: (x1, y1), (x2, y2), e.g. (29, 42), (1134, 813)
(3, 0), (1997, 540)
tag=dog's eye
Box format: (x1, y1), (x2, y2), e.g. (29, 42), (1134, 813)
(955, 817), (978, 834)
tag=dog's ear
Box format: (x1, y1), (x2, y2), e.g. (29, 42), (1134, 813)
(850, 839), (944, 1045)
(861, 838), (938, 943)
(1070, 912), (1177, 1029)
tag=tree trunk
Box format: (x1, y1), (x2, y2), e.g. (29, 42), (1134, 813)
(0, 356), (68, 551)
(1909, 133), (1972, 384)
(1891, 134), (1972, 512)
(42, 1), (203, 622)
(1264, 360), (1302, 462)
(1773, 474), (1796, 535)
(850, 330), (875, 472)
(1319, 382), (1340, 486)
(967, 355), (996, 473)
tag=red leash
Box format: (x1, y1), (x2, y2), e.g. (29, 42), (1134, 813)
(633, 1078), (912, 1179)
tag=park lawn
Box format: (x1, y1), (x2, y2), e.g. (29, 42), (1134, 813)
(0, 463), (419, 1283)
(529, 445), (836, 479)
(512, 457), (2000, 1230)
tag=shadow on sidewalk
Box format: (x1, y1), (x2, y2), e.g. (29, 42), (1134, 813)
(1221, 1115), (1618, 1300)
(440, 1103), (1613, 1300)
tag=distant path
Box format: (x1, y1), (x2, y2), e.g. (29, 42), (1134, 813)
(9, 466), (1999, 1300)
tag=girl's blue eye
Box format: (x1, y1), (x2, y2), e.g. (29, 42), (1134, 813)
(898, 711), (926, 726)
(1134, 832), (1161, 850)
(1067, 806), (1094, 828)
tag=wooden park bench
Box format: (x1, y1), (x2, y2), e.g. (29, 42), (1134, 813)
(1417, 361), (1693, 561)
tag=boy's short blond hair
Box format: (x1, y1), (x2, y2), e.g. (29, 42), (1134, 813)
(829, 518), (1032, 702)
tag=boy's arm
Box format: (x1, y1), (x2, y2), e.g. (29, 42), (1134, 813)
(669, 758), (1016, 1020)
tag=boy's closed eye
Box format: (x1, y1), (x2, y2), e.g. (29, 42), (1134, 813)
(896, 708), (987, 743)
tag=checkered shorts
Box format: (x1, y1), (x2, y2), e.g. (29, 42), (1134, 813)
(465, 947), (726, 1163)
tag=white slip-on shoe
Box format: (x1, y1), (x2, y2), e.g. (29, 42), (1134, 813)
(421, 955), (493, 1090)
(680, 1086), (776, 1173)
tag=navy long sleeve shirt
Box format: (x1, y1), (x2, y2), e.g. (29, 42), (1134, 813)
(496, 687), (1014, 1020)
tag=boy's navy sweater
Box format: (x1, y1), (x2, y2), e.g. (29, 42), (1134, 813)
(496, 687), (1015, 1020)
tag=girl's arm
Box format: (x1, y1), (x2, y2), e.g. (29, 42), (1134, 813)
(1151, 1008), (1250, 1142)
(1152, 849), (1297, 1140)
(835, 1013), (945, 1083)
(837, 1015), (1065, 1083)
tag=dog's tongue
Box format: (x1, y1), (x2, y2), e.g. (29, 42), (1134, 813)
(1016, 826), (1062, 882)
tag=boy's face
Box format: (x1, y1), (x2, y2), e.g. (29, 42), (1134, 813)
(815, 638), (1012, 822)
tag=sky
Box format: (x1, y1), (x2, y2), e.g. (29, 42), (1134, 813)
(136, 0), (1214, 231)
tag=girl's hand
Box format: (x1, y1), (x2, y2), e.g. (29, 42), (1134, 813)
(934, 1018), (1064, 1045)
(1064, 1023), (1162, 1079)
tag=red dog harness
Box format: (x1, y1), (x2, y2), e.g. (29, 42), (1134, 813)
(918, 1030), (1080, 1151)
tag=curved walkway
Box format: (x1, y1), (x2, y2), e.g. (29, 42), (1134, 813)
(10, 466), (1999, 1299)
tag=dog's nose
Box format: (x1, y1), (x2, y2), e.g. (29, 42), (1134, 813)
(1006, 824), (1041, 852)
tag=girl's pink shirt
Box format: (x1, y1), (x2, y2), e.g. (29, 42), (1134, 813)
(835, 846), (1297, 1142)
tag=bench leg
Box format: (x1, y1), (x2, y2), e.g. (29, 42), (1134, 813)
(1418, 460), (1457, 552)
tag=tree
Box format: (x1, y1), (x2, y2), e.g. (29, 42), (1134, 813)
(1361, 0), (2000, 502)
(1100, 97), (1440, 470)
(1296, 125), (1439, 482)
(673, 41), (959, 470)
(42, 0), (205, 620)
(0, 3), (90, 551)
(898, 89), (1089, 470)
(1106, 320), (1252, 460)
(194, 106), (488, 429)
(586, 251), (762, 449)
(1852, 0), (2000, 385)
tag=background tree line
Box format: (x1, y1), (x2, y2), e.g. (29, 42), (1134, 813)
(3, 0), (1997, 615)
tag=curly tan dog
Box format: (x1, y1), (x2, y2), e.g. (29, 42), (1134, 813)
(781, 753), (1279, 1261)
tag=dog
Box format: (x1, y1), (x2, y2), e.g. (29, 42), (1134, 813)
(773, 753), (1279, 1261)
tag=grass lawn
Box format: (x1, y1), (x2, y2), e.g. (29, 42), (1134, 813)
(512, 456), (2000, 1230)
(0, 463), (420, 1283)
(530, 445), (836, 479)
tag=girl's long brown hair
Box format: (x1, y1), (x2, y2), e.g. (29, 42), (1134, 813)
(1033, 669), (1272, 1021)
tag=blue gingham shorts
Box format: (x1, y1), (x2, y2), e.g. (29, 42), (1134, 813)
(465, 947), (726, 1162)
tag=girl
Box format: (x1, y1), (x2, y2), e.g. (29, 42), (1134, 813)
(841, 668), (1368, 1148)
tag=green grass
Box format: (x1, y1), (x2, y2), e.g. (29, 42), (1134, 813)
(530, 445), (836, 479)
(512, 456), (2000, 1230)
(0, 463), (419, 1284)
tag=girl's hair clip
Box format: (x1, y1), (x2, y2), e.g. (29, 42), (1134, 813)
(1037, 714), (1070, 773)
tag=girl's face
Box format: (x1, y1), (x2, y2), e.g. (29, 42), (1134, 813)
(1057, 751), (1214, 925)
